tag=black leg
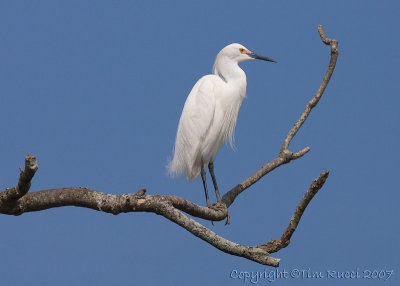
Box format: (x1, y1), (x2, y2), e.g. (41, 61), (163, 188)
(201, 163), (211, 207)
(208, 161), (221, 202)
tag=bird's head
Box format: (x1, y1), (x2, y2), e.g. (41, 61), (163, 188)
(219, 43), (276, 63)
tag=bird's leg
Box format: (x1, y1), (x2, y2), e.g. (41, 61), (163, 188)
(201, 163), (211, 207)
(209, 161), (230, 225)
(208, 161), (221, 202)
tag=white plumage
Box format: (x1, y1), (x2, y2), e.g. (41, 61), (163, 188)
(167, 43), (275, 206)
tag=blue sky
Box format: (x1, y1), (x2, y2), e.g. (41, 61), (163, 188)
(1, 1), (399, 285)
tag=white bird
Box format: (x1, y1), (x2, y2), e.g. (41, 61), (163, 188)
(168, 43), (276, 208)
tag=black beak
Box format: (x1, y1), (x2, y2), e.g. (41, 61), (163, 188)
(248, 52), (277, 63)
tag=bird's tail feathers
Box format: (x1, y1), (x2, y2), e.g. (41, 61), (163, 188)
(166, 153), (185, 178)
(167, 150), (201, 182)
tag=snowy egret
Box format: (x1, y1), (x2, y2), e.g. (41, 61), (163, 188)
(168, 43), (276, 208)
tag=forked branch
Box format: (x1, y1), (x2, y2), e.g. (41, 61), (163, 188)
(0, 25), (338, 267)
(222, 24), (338, 208)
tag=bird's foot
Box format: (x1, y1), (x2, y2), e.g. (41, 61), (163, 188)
(208, 201), (230, 225)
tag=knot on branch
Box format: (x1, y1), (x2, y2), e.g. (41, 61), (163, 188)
(278, 149), (294, 161)
(134, 189), (147, 197)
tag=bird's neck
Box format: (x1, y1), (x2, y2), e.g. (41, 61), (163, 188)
(213, 57), (246, 84)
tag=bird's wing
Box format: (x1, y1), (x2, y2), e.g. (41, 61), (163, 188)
(168, 75), (218, 181)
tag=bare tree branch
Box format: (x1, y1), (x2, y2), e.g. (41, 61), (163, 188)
(0, 25), (338, 266)
(259, 170), (330, 253)
(0, 163), (329, 266)
(0, 186), (229, 221)
(222, 24), (338, 208)
(281, 25), (338, 153)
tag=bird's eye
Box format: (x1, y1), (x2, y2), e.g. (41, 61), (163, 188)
(239, 48), (245, 54)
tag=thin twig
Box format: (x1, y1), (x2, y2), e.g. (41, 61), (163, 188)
(281, 25), (338, 152)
